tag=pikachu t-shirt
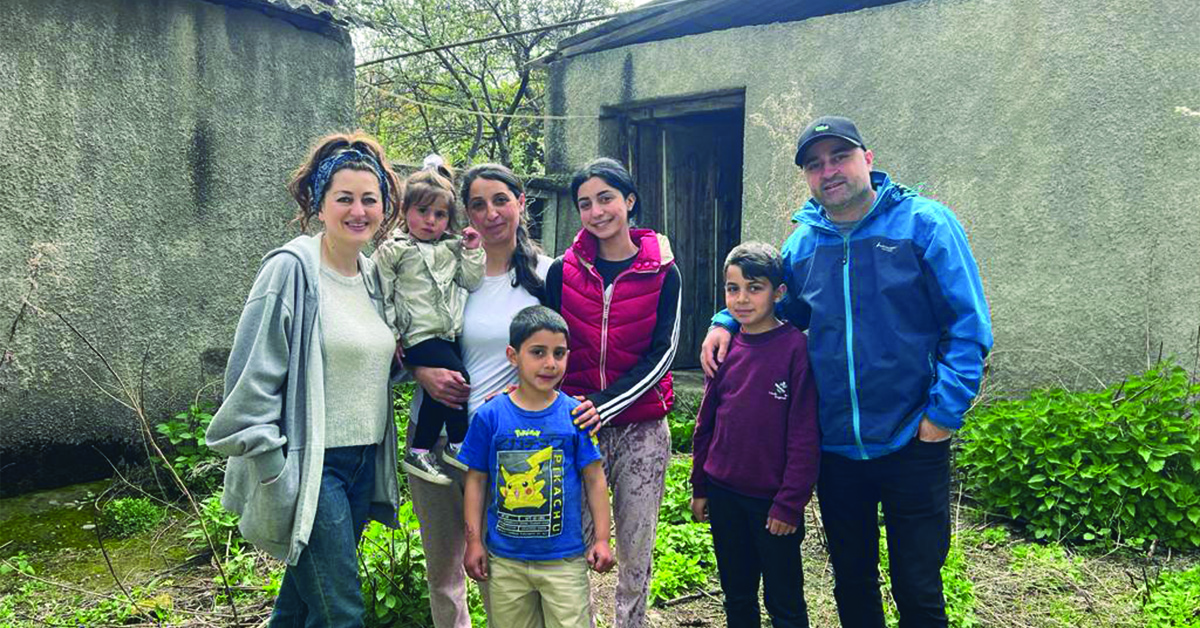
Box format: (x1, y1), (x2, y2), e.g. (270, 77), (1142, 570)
(458, 392), (603, 560)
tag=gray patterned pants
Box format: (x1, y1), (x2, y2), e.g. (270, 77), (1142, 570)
(584, 418), (671, 628)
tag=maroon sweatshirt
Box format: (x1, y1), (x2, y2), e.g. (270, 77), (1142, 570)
(690, 324), (820, 526)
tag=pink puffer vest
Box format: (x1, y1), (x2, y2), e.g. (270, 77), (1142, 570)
(559, 228), (675, 426)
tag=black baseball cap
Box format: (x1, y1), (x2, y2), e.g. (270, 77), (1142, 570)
(794, 116), (866, 166)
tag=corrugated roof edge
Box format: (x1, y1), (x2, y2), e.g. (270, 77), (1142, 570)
(546, 0), (911, 63)
(215, 0), (365, 29)
(555, 0), (679, 49)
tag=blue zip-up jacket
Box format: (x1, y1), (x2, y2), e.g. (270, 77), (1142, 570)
(714, 171), (992, 460)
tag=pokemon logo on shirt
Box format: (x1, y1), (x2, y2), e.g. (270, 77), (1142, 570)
(500, 446), (551, 510)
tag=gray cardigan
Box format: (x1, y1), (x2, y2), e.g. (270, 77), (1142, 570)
(206, 234), (400, 565)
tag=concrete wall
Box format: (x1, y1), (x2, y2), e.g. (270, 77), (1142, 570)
(546, 0), (1200, 393)
(0, 0), (354, 495)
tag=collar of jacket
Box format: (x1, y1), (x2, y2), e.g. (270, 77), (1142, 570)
(791, 170), (915, 231)
(568, 227), (675, 272)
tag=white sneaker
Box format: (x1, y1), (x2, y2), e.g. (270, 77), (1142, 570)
(442, 442), (468, 472)
(402, 450), (452, 485)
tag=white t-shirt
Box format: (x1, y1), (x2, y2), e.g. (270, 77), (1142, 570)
(411, 255), (553, 424)
(318, 264), (396, 448)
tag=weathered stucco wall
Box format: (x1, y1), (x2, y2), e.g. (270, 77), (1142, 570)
(546, 0), (1200, 393)
(0, 0), (354, 494)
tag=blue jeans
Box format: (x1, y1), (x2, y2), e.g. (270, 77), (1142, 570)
(270, 444), (376, 628)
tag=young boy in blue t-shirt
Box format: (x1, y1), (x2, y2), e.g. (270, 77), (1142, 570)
(459, 305), (615, 628)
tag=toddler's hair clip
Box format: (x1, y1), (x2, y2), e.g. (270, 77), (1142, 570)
(423, 154), (446, 171)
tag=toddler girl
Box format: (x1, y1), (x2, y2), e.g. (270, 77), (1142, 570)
(374, 156), (485, 485)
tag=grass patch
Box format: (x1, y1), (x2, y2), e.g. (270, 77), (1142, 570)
(1144, 565), (1200, 628)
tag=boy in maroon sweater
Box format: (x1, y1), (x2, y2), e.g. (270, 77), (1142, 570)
(691, 242), (820, 628)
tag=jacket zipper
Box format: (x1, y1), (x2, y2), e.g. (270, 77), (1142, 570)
(842, 235), (868, 460)
(600, 283), (613, 389)
(594, 262), (642, 391)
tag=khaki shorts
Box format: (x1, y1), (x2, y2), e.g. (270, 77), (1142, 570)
(486, 553), (592, 628)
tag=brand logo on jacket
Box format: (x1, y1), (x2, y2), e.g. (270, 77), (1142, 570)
(770, 381), (789, 401)
(875, 243), (897, 253)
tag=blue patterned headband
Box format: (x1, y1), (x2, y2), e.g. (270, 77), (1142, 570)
(309, 147), (390, 212)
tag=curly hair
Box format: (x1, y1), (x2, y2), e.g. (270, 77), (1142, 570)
(286, 131), (404, 246)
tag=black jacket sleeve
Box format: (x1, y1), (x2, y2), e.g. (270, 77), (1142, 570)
(542, 257), (564, 311)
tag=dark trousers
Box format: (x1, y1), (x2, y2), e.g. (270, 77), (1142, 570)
(817, 438), (951, 628)
(405, 338), (469, 449)
(708, 483), (810, 628)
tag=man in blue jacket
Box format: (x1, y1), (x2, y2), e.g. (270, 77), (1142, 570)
(700, 116), (992, 628)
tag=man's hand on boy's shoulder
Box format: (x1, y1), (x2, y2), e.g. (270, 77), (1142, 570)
(587, 540), (615, 573)
(482, 384), (517, 404)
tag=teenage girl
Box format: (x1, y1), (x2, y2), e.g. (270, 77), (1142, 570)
(543, 157), (681, 628)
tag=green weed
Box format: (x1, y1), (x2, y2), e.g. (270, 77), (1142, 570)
(650, 454), (717, 605)
(958, 362), (1200, 549)
(156, 400), (224, 493)
(659, 455), (694, 526)
(958, 526), (1011, 549)
(650, 521), (716, 605)
(666, 391), (701, 454)
(360, 501), (435, 627)
(879, 529), (977, 628)
(100, 497), (164, 538)
(184, 491), (241, 554)
(1010, 542), (1081, 585)
(0, 552), (35, 577)
(1144, 565), (1200, 628)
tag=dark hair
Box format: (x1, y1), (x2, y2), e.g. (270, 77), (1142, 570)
(401, 162), (460, 235)
(569, 157), (640, 223)
(287, 131), (403, 246)
(724, 242), (785, 289)
(459, 163), (544, 299)
(509, 305), (570, 350)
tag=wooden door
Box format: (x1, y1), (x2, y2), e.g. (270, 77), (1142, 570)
(623, 109), (743, 370)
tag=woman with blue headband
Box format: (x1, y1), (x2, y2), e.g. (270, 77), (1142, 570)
(206, 132), (405, 626)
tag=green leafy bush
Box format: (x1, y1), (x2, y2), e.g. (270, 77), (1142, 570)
(360, 501), (437, 627)
(1144, 565), (1200, 628)
(649, 522), (716, 605)
(184, 491), (242, 555)
(156, 400), (224, 492)
(101, 497), (164, 538)
(958, 362), (1200, 548)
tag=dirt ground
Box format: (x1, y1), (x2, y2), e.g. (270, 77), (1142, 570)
(586, 502), (1197, 628)
(3, 500), (1196, 628)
